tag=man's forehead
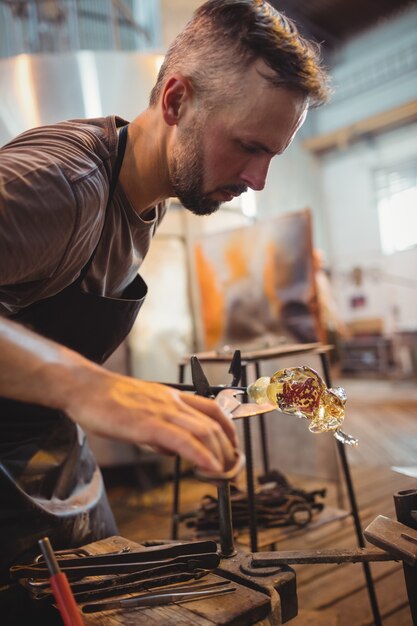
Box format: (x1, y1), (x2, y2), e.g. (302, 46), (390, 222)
(224, 85), (308, 155)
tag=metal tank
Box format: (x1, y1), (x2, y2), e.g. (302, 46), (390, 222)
(0, 50), (163, 145)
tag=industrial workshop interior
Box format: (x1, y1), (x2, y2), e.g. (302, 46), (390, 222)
(1, 0), (417, 625)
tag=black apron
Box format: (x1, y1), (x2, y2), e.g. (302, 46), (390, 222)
(0, 124), (147, 582)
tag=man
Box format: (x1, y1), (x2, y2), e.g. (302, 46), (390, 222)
(0, 0), (329, 586)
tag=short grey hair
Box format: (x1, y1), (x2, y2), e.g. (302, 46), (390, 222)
(149, 0), (330, 109)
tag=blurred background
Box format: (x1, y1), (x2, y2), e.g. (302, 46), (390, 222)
(1, 0), (417, 444)
(1, 0), (416, 463)
(2, 3), (417, 622)
(2, 0), (416, 383)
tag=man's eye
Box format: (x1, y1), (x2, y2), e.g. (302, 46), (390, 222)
(241, 143), (258, 154)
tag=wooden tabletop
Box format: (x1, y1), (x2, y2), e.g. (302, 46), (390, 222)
(71, 536), (297, 626)
(179, 342), (332, 365)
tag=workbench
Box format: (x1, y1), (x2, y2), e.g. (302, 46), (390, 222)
(69, 536), (297, 626)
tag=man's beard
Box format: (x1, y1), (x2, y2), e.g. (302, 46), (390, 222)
(170, 126), (246, 216)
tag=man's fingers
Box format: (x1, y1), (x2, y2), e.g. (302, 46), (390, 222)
(180, 392), (238, 447)
(146, 422), (222, 473)
(163, 404), (236, 470)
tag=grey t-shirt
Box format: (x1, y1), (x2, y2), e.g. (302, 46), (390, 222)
(0, 116), (167, 315)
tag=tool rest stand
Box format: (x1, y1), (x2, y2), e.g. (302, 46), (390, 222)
(171, 342), (383, 626)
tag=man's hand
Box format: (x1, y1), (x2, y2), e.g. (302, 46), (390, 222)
(65, 370), (238, 473)
(0, 317), (238, 473)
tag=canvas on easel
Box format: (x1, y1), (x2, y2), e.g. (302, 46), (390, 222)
(193, 208), (322, 352)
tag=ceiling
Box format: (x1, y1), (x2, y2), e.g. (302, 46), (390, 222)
(269, 0), (416, 52)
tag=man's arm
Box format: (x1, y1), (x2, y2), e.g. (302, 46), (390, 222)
(0, 316), (237, 472)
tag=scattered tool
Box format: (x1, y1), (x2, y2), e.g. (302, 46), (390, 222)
(215, 387), (275, 420)
(38, 537), (84, 626)
(11, 552), (220, 580)
(249, 514), (417, 568)
(30, 567), (212, 605)
(11, 540), (220, 582)
(183, 479), (325, 533)
(81, 580), (236, 614)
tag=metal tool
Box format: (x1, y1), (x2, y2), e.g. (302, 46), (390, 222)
(249, 514), (417, 567)
(38, 537), (84, 626)
(29, 539), (217, 570)
(29, 568), (212, 604)
(364, 514), (417, 566)
(215, 387), (275, 420)
(11, 552), (220, 581)
(81, 582), (236, 614)
(250, 548), (395, 566)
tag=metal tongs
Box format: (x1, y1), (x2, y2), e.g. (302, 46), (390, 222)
(81, 580), (236, 614)
(215, 387), (275, 420)
(191, 354), (275, 484)
(194, 389), (274, 483)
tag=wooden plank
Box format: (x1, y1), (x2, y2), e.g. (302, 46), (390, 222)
(381, 603), (413, 626)
(296, 561), (403, 609)
(180, 343), (323, 364)
(83, 603), (216, 626)
(302, 100), (417, 154)
(236, 507), (350, 548)
(330, 567), (409, 626)
(289, 608), (340, 625)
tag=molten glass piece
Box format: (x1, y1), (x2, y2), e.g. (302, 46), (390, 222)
(247, 366), (358, 446)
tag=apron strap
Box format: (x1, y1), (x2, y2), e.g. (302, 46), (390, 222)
(107, 124), (129, 206)
(79, 123), (129, 282)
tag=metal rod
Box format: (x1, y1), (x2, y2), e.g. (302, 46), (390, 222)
(171, 455), (181, 540)
(217, 481), (236, 557)
(254, 360), (270, 475)
(162, 382), (246, 393)
(241, 363), (258, 553)
(252, 548), (395, 565)
(319, 352), (382, 626)
(394, 489), (417, 626)
(38, 537), (85, 626)
(38, 537), (60, 576)
(171, 362), (186, 539)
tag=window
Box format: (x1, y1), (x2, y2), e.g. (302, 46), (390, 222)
(375, 159), (417, 255)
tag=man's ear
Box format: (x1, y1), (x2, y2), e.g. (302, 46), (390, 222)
(161, 74), (192, 126)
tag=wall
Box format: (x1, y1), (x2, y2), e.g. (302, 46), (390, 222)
(311, 6), (417, 136)
(0, 51), (164, 145)
(255, 120), (329, 251)
(160, 0), (201, 47)
(322, 123), (417, 332)
(312, 6), (417, 334)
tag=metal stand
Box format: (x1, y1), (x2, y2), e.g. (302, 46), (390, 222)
(217, 480), (236, 557)
(170, 362), (186, 540)
(319, 350), (382, 626)
(171, 344), (382, 626)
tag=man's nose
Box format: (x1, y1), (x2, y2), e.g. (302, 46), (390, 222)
(240, 157), (271, 191)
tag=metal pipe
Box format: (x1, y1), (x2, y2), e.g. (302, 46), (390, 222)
(254, 360), (270, 475)
(217, 481), (236, 558)
(241, 363), (258, 553)
(319, 351), (382, 626)
(171, 362), (187, 539)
